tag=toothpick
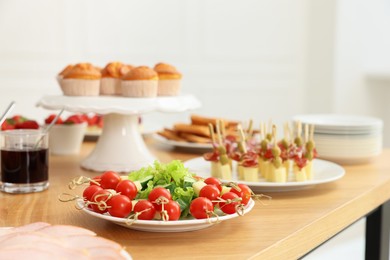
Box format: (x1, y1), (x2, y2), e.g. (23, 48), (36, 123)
(216, 120), (223, 146)
(237, 124), (247, 154)
(247, 119), (253, 137)
(208, 123), (215, 143)
(219, 120), (226, 139)
(304, 124), (309, 144)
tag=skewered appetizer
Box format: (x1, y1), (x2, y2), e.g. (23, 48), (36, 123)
(203, 122), (232, 180)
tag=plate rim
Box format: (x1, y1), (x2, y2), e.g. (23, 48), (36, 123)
(76, 198), (254, 230)
(184, 157), (345, 189)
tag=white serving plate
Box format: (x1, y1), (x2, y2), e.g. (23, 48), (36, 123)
(152, 133), (213, 151)
(292, 114), (383, 133)
(184, 157), (345, 192)
(76, 198), (254, 232)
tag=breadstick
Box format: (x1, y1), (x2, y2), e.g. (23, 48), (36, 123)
(190, 114), (239, 127)
(179, 133), (211, 143)
(157, 130), (186, 142)
(173, 123), (210, 137)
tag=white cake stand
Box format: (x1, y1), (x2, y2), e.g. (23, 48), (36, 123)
(36, 95), (201, 172)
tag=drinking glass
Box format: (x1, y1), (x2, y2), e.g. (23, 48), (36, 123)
(0, 129), (49, 193)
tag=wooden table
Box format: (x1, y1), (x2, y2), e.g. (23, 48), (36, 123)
(1, 137), (390, 259)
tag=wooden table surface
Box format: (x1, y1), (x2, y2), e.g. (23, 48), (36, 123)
(1, 137), (390, 259)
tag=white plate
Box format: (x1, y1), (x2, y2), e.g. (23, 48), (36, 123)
(76, 198), (254, 232)
(292, 114), (383, 131)
(152, 133), (213, 151)
(184, 157), (345, 192)
(0, 227), (132, 259)
(37, 94), (201, 115)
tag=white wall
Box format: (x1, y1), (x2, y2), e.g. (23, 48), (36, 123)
(1, 0), (389, 144)
(0, 0), (309, 130)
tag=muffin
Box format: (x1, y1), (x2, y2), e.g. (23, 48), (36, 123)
(56, 64), (74, 89)
(100, 62), (133, 95)
(121, 66), (158, 97)
(153, 62), (182, 96)
(61, 63), (101, 96)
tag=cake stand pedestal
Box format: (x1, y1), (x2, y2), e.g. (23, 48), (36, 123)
(36, 95), (201, 172)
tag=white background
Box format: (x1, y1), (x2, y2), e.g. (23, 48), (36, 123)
(0, 1), (389, 259)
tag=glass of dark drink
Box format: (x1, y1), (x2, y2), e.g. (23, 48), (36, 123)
(0, 129), (49, 193)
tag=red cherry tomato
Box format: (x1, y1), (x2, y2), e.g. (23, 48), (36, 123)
(83, 185), (103, 202)
(204, 177), (222, 192)
(190, 197), (214, 219)
(90, 175), (102, 186)
(148, 187), (172, 211)
(116, 180), (138, 200)
(230, 184), (252, 205)
(218, 192), (241, 215)
(199, 185), (220, 205)
(133, 200), (157, 220)
(100, 171), (121, 189)
(107, 195), (132, 218)
(90, 189), (112, 214)
(161, 200), (181, 221)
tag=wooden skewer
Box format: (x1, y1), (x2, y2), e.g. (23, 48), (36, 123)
(259, 122), (264, 141)
(272, 125), (277, 146)
(237, 124), (247, 154)
(247, 119), (253, 137)
(208, 123), (215, 143)
(219, 120), (226, 139)
(304, 124), (309, 144)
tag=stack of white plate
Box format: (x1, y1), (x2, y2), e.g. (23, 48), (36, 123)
(292, 114), (383, 165)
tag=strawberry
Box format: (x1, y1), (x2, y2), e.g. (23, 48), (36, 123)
(1, 119), (16, 130)
(45, 114), (63, 125)
(87, 115), (99, 126)
(15, 120), (40, 129)
(11, 115), (27, 124)
(97, 116), (104, 128)
(64, 114), (84, 125)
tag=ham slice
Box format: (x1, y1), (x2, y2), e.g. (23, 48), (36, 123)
(0, 222), (50, 237)
(0, 222), (128, 259)
(37, 224), (96, 237)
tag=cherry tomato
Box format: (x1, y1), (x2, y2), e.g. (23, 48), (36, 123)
(107, 195), (132, 218)
(148, 187), (172, 211)
(90, 189), (112, 214)
(90, 175), (101, 186)
(218, 192), (241, 215)
(230, 184), (252, 205)
(199, 185), (220, 205)
(161, 200), (181, 221)
(190, 197), (214, 219)
(83, 185), (103, 202)
(133, 200), (157, 220)
(100, 171), (121, 189)
(204, 177), (222, 192)
(116, 180), (138, 200)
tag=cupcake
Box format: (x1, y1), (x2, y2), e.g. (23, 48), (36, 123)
(153, 63), (182, 96)
(121, 66), (158, 97)
(57, 64), (74, 90)
(100, 62), (133, 95)
(61, 63), (101, 96)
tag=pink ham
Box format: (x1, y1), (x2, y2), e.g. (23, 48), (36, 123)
(0, 240), (89, 259)
(0, 248), (58, 260)
(37, 224), (96, 237)
(65, 234), (123, 252)
(87, 247), (128, 260)
(0, 222), (128, 259)
(0, 222), (50, 237)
